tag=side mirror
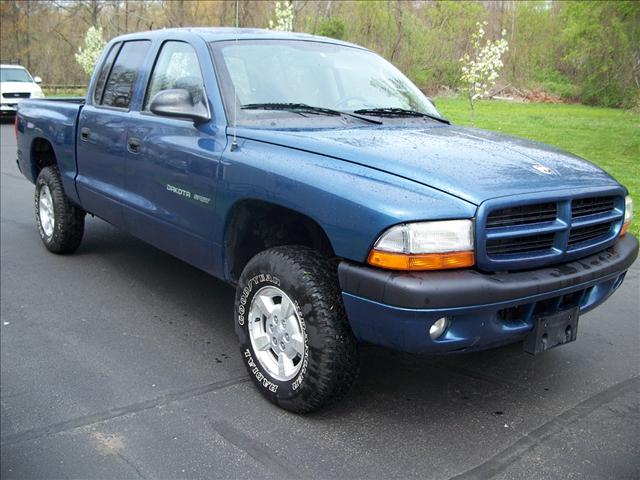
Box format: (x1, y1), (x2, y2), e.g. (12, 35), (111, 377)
(33, 76), (42, 84)
(149, 89), (210, 123)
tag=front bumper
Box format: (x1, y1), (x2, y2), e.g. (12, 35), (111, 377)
(338, 234), (638, 353)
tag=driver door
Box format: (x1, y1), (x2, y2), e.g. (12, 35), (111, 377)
(122, 40), (225, 269)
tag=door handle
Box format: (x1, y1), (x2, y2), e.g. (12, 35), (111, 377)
(80, 127), (91, 141)
(127, 137), (141, 153)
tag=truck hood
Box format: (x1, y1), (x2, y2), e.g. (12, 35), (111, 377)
(237, 124), (619, 205)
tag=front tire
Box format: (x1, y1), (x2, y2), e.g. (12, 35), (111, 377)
(35, 166), (85, 253)
(235, 246), (359, 413)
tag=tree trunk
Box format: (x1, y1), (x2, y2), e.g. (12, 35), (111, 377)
(91, 0), (99, 26)
(469, 93), (475, 126)
(390, 1), (404, 63)
(178, 0), (184, 27)
(125, 0), (129, 33)
(115, 0), (120, 35)
(220, 0), (228, 27)
(24, 0), (31, 70)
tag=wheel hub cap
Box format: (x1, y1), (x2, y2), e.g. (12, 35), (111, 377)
(38, 185), (55, 237)
(248, 286), (305, 381)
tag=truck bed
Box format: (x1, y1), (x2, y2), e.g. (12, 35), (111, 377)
(16, 98), (84, 204)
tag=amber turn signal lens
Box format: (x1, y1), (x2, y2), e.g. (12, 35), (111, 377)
(620, 222), (630, 237)
(367, 250), (475, 271)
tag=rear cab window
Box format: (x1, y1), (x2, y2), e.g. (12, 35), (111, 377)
(92, 42), (121, 105)
(99, 40), (151, 109)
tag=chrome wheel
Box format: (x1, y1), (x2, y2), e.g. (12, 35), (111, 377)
(38, 185), (55, 237)
(248, 286), (305, 381)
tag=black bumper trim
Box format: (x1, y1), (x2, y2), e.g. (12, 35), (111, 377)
(338, 234), (638, 309)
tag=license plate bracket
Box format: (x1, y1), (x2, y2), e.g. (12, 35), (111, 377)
(523, 307), (579, 355)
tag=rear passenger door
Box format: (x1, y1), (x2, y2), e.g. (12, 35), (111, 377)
(122, 40), (225, 270)
(75, 40), (151, 227)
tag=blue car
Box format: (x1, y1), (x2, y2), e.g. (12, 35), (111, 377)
(15, 28), (637, 412)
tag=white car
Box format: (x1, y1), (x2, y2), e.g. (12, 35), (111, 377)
(1, 64), (44, 118)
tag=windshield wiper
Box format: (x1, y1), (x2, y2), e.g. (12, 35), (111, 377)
(353, 107), (450, 124)
(241, 103), (382, 125)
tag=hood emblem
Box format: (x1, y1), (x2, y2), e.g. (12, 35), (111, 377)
(532, 163), (556, 175)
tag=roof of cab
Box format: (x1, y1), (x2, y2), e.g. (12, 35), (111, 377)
(109, 27), (363, 50)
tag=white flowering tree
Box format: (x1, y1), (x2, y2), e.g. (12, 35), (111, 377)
(75, 26), (107, 76)
(268, 1), (294, 32)
(459, 22), (508, 125)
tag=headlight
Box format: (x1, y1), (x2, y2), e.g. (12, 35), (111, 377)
(31, 89), (44, 99)
(621, 195), (633, 236)
(367, 219), (475, 271)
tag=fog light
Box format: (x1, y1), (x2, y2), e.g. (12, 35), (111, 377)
(429, 317), (449, 339)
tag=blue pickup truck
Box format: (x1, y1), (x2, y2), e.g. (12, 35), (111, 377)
(15, 28), (637, 412)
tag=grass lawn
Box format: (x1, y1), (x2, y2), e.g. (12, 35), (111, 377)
(436, 97), (639, 237)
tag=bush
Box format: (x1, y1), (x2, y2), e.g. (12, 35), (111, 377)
(534, 69), (580, 101)
(316, 17), (346, 40)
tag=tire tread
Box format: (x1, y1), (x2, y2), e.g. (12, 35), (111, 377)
(36, 166), (85, 253)
(238, 246), (359, 413)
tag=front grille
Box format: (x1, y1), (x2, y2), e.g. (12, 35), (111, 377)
(2, 92), (30, 99)
(572, 196), (615, 218)
(568, 223), (612, 247)
(479, 191), (624, 271)
(487, 202), (557, 228)
(487, 233), (555, 255)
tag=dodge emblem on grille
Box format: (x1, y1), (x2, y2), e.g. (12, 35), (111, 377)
(532, 163), (555, 175)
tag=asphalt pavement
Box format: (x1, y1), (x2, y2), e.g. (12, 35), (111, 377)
(1, 122), (638, 479)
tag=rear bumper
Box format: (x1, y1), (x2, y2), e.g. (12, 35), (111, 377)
(338, 234), (638, 353)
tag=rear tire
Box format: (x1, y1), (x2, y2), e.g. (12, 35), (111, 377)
(35, 166), (85, 253)
(235, 246), (359, 413)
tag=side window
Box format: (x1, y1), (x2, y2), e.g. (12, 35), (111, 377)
(144, 41), (205, 110)
(92, 42), (120, 105)
(101, 40), (151, 109)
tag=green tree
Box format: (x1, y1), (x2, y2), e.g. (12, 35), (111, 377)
(558, 1), (640, 108)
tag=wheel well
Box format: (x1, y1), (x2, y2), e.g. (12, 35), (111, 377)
(225, 200), (335, 282)
(31, 138), (57, 177)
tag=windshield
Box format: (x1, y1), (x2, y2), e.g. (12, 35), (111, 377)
(0, 67), (33, 83)
(210, 40), (442, 126)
